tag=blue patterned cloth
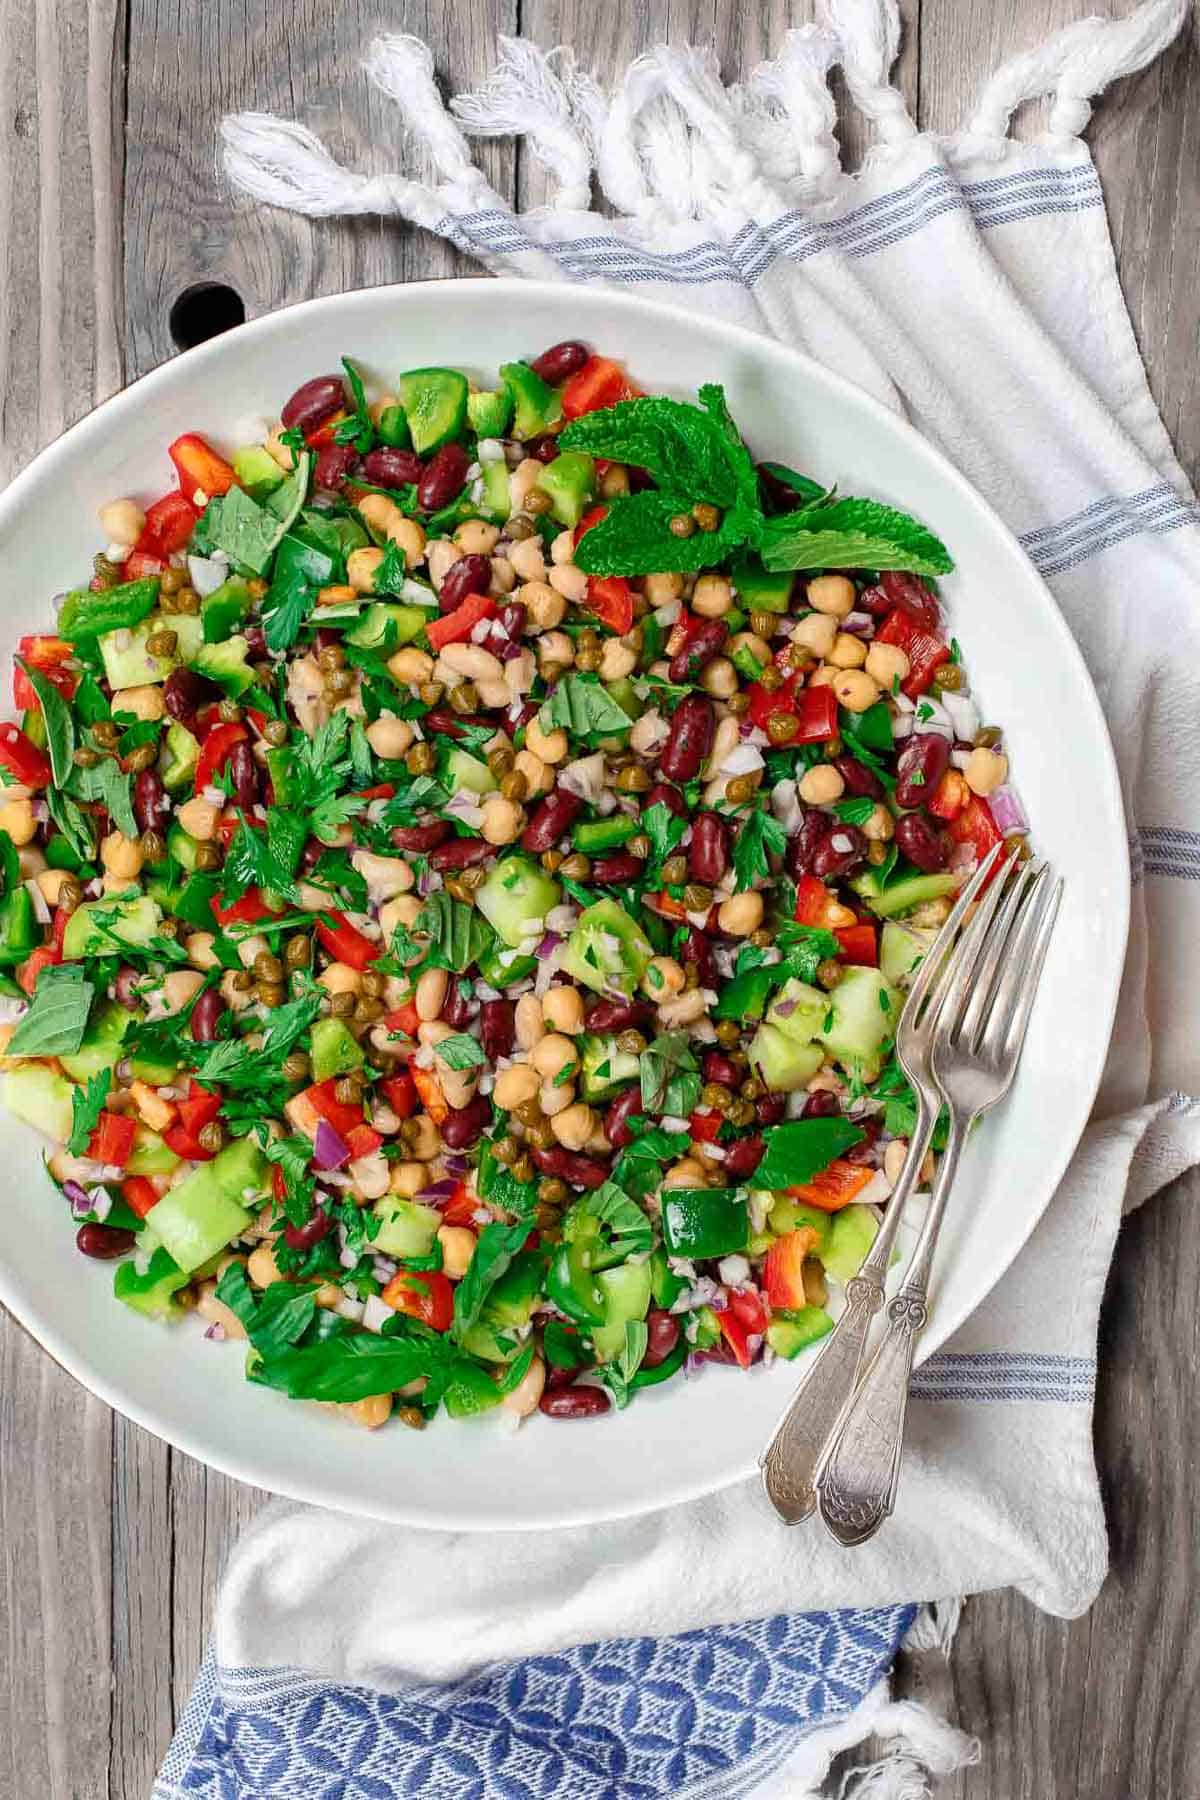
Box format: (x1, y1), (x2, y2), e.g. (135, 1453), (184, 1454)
(153, 1606), (914, 1799)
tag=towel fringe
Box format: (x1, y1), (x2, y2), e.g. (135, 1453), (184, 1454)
(761, 1676), (980, 1799)
(819, 0), (917, 144)
(451, 38), (592, 211)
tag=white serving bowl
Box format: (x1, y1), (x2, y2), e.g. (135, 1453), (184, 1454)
(0, 280), (1127, 1529)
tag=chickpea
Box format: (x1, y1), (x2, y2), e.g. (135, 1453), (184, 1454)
(717, 891), (764, 936)
(35, 868), (72, 908)
(695, 657), (735, 700)
(539, 1079), (575, 1118)
(525, 717), (568, 764)
(691, 574), (733, 618)
(808, 664), (837, 690)
(318, 961), (363, 996)
(489, 557), (517, 596)
(347, 545), (385, 594)
(504, 649), (536, 698)
(437, 1224), (477, 1280)
(550, 529), (577, 567)
(245, 1243), (283, 1289)
(185, 930), (219, 971)
(98, 497), (146, 545)
(501, 1352), (546, 1420)
(551, 1101), (600, 1151)
(705, 714), (741, 777)
(530, 1032), (579, 1084)
(342, 1394), (393, 1430)
(548, 563), (588, 604)
(379, 895), (422, 940)
(883, 1139), (910, 1186)
(964, 746), (1008, 797)
(657, 989), (708, 1028)
(520, 580), (566, 632)
(415, 967), (449, 1021)
(480, 795), (525, 845)
(508, 535), (547, 583)
(791, 613), (838, 658)
(828, 632), (868, 670)
(493, 1062), (541, 1110)
(512, 994), (545, 1053)
(537, 630), (575, 678)
(351, 850), (413, 899)
(806, 574), (857, 618)
(176, 796), (219, 841)
(798, 763), (845, 805)
(0, 802), (35, 849)
(663, 1156), (710, 1190)
(643, 572), (685, 608)
(366, 715), (415, 761)
(865, 641), (910, 688)
(509, 457), (546, 512)
(387, 647), (434, 687)
(830, 668), (881, 712)
(101, 830), (144, 881)
(514, 749), (551, 796)
(163, 969), (204, 1013)
(195, 1281), (248, 1339)
(642, 955), (686, 1000)
(598, 639), (638, 683)
(391, 1160), (432, 1198)
(541, 985), (585, 1035)
(454, 518), (500, 556)
(862, 804), (895, 842)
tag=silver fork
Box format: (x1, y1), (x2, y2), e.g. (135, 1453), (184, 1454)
(760, 844), (1004, 1524)
(815, 855), (1062, 1546)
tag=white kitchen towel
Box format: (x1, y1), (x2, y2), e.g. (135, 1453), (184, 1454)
(157, 3), (1200, 1794)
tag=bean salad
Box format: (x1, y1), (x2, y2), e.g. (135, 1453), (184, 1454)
(0, 341), (1027, 1429)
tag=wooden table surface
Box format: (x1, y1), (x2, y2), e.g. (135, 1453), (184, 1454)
(1, 4), (1197, 1795)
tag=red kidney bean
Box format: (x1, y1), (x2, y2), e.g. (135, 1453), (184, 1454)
(480, 999), (515, 1062)
(843, 1120), (880, 1165)
(879, 569), (940, 632)
(76, 1222), (136, 1260)
(440, 1095), (491, 1149)
(428, 838), (495, 872)
(244, 626), (267, 659)
(529, 340), (590, 385)
(703, 1051), (741, 1088)
(659, 695), (714, 782)
(755, 1095), (786, 1126)
(586, 997), (651, 1035)
(284, 1207), (334, 1252)
(724, 1134), (765, 1180)
(668, 618), (727, 685)
(546, 1361), (584, 1391)
(499, 602), (527, 640)
(113, 966), (141, 1010)
(190, 989), (226, 1043)
(811, 824), (866, 878)
(530, 1147), (609, 1190)
(521, 790), (583, 854)
(834, 753), (882, 799)
(313, 628), (343, 653)
(162, 667), (220, 727)
(604, 1084), (643, 1149)
(642, 1310), (681, 1369)
(227, 740), (259, 812)
(785, 809), (830, 879)
(417, 443), (469, 513)
(299, 837), (325, 874)
(689, 813), (728, 884)
(438, 553), (492, 610)
(390, 819), (451, 854)
(539, 1385), (612, 1419)
(801, 1089), (840, 1120)
(525, 434), (562, 464)
(679, 925), (716, 988)
(363, 446), (423, 488)
(894, 812), (947, 872)
(590, 851), (641, 884)
(756, 462), (806, 517)
(281, 375), (346, 436)
(133, 768), (169, 835)
(314, 443), (358, 491)
(420, 709), (483, 742)
(895, 733), (950, 811)
(644, 781), (686, 818)
(442, 978), (475, 1029)
(857, 582), (892, 618)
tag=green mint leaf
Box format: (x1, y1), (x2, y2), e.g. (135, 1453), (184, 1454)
(18, 661), (75, 786)
(66, 757), (138, 839)
(262, 566), (314, 654)
(46, 787), (97, 863)
(436, 1032), (486, 1071)
(640, 1031), (701, 1119)
(761, 497), (953, 577)
(732, 807), (787, 892)
(757, 460), (827, 506)
(753, 1117), (866, 1190)
(573, 489), (752, 577)
(67, 1067), (112, 1155)
(559, 392), (743, 507)
(10, 966), (93, 1057)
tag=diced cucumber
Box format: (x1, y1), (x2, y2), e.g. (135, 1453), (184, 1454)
(310, 1017), (364, 1084)
(125, 1127), (181, 1175)
(397, 367), (469, 455)
(346, 602), (432, 653)
(162, 721), (200, 792)
(63, 895), (161, 960)
(563, 898), (653, 1000)
(762, 1195), (833, 1255)
(166, 822), (202, 874)
(371, 1197), (441, 1258)
(232, 445), (286, 499)
(767, 1308), (834, 1358)
(765, 978), (828, 1043)
(879, 919), (935, 987)
(536, 452), (595, 527)
(814, 965), (899, 1081)
(142, 1136), (267, 1274)
(479, 459), (511, 521)
(592, 1259), (652, 1362)
(467, 388), (514, 436)
(445, 747), (496, 798)
(187, 636), (255, 698)
(500, 362), (563, 438)
(2, 1065), (74, 1141)
(59, 1001), (132, 1082)
(822, 1204), (879, 1283)
(474, 855), (561, 950)
(114, 1247), (190, 1319)
(101, 617), (184, 689)
(578, 1033), (639, 1100)
(747, 1025), (824, 1092)
(730, 558), (795, 614)
(865, 872), (961, 920)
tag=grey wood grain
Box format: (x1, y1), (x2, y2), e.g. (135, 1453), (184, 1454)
(1, 1), (1199, 1795)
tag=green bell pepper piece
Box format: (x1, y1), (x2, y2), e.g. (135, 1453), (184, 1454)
(546, 1238), (606, 1326)
(57, 576), (160, 642)
(114, 1246), (190, 1319)
(572, 815), (638, 855)
(632, 1341), (687, 1389)
(661, 1188), (748, 1261)
(712, 965), (778, 1021)
(649, 1246), (686, 1310)
(201, 577), (252, 645)
(264, 747), (299, 806)
(0, 887), (38, 965)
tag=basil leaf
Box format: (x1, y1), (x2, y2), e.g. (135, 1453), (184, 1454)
(600, 1321), (649, 1410)
(412, 892), (494, 975)
(539, 673), (635, 741)
(451, 1215), (536, 1344)
(251, 1331), (454, 1403)
(542, 1318), (583, 1370)
(752, 1118), (867, 1191)
(9, 966), (94, 1057)
(562, 1180), (653, 1261)
(17, 661), (74, 786)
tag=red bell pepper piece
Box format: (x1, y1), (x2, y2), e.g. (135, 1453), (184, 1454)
(926, 769), (968, 822)
(440, 1181), (480, 1228)
(88, 1111), (138, 1169)
(425, 591), (496, 653)
(0, 722), (51, 788)
(49, 907), (70, 956)
(163, 1122), (217, 1162)
(121, 1175), (162, 1220)
(17, 946), (62, 996)
(123, 549), (166, 579)
(794, 876), (830, 928)
(345, 1124), (384, 1160)
(13, 636), (78, 712)
(945, 794), (1003, 867)
(410, 1064), (449, 1126)
(382, 1003), (420, 1042)
(584, 576), (634, 636)
(176, 1081), (222, 1139)
(211, 889), (274, 928)
(381, 1268), (455, 1332)
(271, 1164), (289, 1204)
(717, 1286), (769, 1368)
(305, 1077), (365, 1139)
(876, 570), (941, 632)
(834, 922), (877, 967)
(574, 503), (608, 545)
(135, 491), (200, 559)
(194, 721), (248, 794)
(355, 783), (396, 802)
(875, 608), (950, 699)
(764, 1227), (820, 1311)
(688, 1110), (723, 1145)
(561, 356), (637, 419)
(168, 432), (239, 499)
(315, 911), (378, 972)
(746, 673), (839, 743)
(647, 890), (690, 922)
(788, 1159), (874, 1213)
(306, 411), (348, 447)
(381, 1071), (418, 1118)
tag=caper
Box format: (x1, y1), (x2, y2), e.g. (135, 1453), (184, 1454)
(139, 829), (165, 863)
(146, 629), (178, 658)
(931, 663), (964, 694)
(757, 664), (784, 694)
(443, 876), (474, 904)
(537, 1177), (568, 1207)
(396, 1404), (426, 1432)
(448, 681), (479, 715)
(125, 743), (157, 773)
(727, 1099), (757, 1128)
(535, 1204), (563, 1236)
(488, 747), (515, 778)
(500, 770), (528, 802)
(355, 995), (384, 1023)
(616, 1029), (647, 1055)
(317, 644), (346, 672)
(715, 1018), (741, 1047)
(701, 1082), (732, 1112)
(281, 1050), (310, 1082)
(329, 990), (357, 1018)
(788, 645), (815, 673)
(514, 1098), (544, 1127)
(258, 983), (286, 1009)
(627, 834), (651, 860)
(459, 864), (487, 893)
(750, 928), (772, 949)
(511, 1151), (537, 1181)
(683, 883), (713, 912)
(73, 747), (101, 769)
(159, 567), (185, 597)
(724, 774), (758, 805)
(335, 1074), (364, 1106)
(523, 1122), (555, 1152)
(739, 1076), (764, 1100)
(361, 970), (384, 999)
(491, 1135), (519, 1165)
(867, 839), (888, 866)
(1003, 833), (1032, 862)
(197, 1120), (227, 1155)
(406, 742), (436, 775)
(194, 843), (222, 871)
(616, 764), (650, 793)
(669, 513), (696, 538)
(541, 849), (564, 874)
(417, 681), (445, 708)
(325, 669), (354, 699)
(661, 855), (688, 887)
(253, 951), (283, 982)
(816, 958), (844, 991)
(574, 649), (601, 673)
(692, 502), (721, 533)
(505, 515), (537, 540)
(285, 933), (311, 969)
(399, 1117), (423, 1145)
(749, 611), (777, 639)
(159, 916), (181, 940)
(683, 962), (700, 988)
(523, 488), (552, 516)
(174, 586), (200, 615)
(974, 725), (1002, 749)
(57, 877), (83, 913)
(91, 720), (120, 749)
(766, 713), (799, 745)
(91, 554), (120, 588)
(217, 698), (243, 724)
(559, 852), (591, 880)
(726, 691), (751, 717)
(157, 588), (178, 614)
(263, 718), (289, 747)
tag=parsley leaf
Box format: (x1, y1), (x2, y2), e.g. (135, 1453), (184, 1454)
(310, 793), (366, 845)
(262, 563), (313, 653)
(190, 986), (323, 1090)
(753, 1118), (867, 1190)
(776, 922), (841, 984)
(640, 801), (687, 869)
(830, 797), (877, 826)
(46, 787), (97, 863)
(436, 1032), (485, 1071)
(10, 966), (94, 1056)
(732, 807), (787, 892)
(66, 757), (138, 839)
(67, 1068), (112, 1155)
(539, 674), (634, 741)
(332, 357), (374, 454)
(374, 539), (411, 596)
(760, 497), (953, 578)
(259, 1131), (317, 1227)
(221, 812), (302, 905)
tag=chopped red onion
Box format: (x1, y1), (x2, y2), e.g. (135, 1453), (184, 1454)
(417, 1177), (460, 1204)
(203, 1322), (226, 1341)
(534, 930), (562, 961)
(989, 785), (1028, 835)
(361, 1294), (392, 1334)
(63, 1180), (92, 1218)
(312, 1118), (351, 1171)
(841, 609), (874, 636)
(443, 1153), (471, 1175)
